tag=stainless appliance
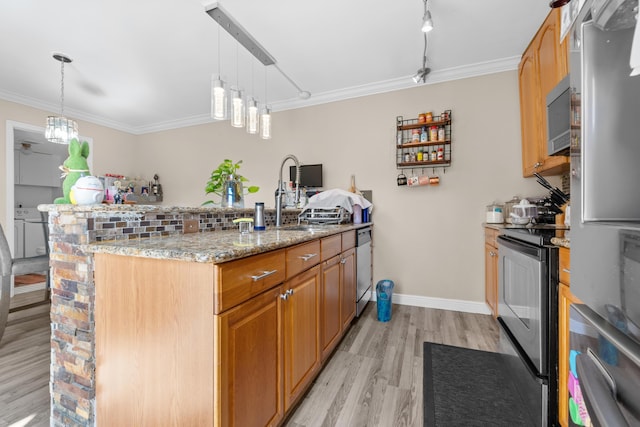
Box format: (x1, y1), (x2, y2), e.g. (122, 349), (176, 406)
(568, 0), (640, 425)
(498, 225), (564, 426)
(355, 227), (372, 317)
(547, 75), (571, 156)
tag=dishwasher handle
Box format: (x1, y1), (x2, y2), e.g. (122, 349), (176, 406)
(357, 227), (371, 246)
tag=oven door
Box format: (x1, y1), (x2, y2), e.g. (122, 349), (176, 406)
(498, 235), (548, 376)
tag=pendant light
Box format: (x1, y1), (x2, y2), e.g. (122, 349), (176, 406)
(246, 59), (259, 134)
(260, 67), (272, 140)
(230, 43), (245, 128)
(211, 26), (228, 120)
(45, 53), (78, 144)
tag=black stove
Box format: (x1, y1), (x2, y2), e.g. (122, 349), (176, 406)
(501, 224), (569, 246)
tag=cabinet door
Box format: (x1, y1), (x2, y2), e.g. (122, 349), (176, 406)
(519, 9), (569, 177)
(519, 47), (542, 177)
(484, 242), (499, 317)
(340, 247), (356, 329)
(215, 285), (284, 427)
(18, 151), (61, 187)
(321, 255), (341, 361)
(558, 282), (580, 427)
(283, 265), (320, 411)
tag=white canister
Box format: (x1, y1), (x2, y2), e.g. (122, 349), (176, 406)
(486, 211), (504, 223)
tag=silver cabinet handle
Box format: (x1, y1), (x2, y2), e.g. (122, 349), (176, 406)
(534, 162), (542, 168)
(286, 289), (294, 296)
(299, 253), (318, 262)
(562, 268), (571, 274)
(340, 257), (347, 264)
(251, 270), (278, 281)
(280, 293), (289, 301)
(489, 251), (496, 257)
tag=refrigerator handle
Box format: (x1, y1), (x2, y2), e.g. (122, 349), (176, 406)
(576, 352), (629, 427)
(574, 304), (640, 368)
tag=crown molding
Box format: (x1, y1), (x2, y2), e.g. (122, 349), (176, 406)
(0, 56), (520, 135)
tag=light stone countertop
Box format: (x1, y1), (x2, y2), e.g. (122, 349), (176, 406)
(87, 223), (371, 263)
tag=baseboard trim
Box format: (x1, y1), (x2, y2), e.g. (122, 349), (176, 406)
(370, 292), (492, 315)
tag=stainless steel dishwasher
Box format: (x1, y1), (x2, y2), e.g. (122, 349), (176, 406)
(356, 227), (372, 317)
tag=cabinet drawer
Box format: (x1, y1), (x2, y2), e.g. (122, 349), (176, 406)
(320, 235), (341, 261)
(341, 230), (356, 251)
(559, 247), (570, 285)
(485, 227), (499, 247)
(286, 240), (321, 279)
(214, 249), (286, 314)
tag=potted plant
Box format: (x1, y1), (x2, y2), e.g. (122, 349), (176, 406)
(204, 159), (259, 207)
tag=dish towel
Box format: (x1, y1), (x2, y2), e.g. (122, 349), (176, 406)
(301, 189), (372, 214)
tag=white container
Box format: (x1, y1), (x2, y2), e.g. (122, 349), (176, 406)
(486, 203), (504, 223)
(71, 176), (104, 205)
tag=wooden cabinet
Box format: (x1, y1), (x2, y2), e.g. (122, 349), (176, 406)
(96, 229), (361, 427)
(484, 227), (499, 317)
(320, 232), (357, 362)
(215, 285), (284, 427)
(283, 265), (321, 411)
(558, 247), (580, 427)
(340, 247), (356, 330)
(518, 8), (570, 177)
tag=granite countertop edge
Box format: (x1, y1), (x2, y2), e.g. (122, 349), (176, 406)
(86, 223), (372, 264)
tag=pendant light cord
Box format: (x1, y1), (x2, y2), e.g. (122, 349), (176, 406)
(60, 60), (65, 116)
(217, 25), (221, 77)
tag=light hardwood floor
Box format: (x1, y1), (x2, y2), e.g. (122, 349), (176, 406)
(0, 303), (499, 427)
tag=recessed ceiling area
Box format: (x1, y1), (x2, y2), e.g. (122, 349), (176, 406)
(0, 0), (551, 134)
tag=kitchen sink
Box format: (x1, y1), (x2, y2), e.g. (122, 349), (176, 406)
(279, 224), (338, 232)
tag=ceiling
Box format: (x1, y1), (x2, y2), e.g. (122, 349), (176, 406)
(0, 0), (552, 135)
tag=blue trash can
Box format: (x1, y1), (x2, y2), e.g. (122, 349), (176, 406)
(376, 280), (394, 322)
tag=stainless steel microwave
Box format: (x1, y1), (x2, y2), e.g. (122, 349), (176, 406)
(546, 75), (570, 156)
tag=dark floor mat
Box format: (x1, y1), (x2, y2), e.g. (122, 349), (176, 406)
(423, 342), (534, 427)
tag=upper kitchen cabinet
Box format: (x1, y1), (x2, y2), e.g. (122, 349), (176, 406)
(519, 8), (570, 177)
(15, 150), (62, 187)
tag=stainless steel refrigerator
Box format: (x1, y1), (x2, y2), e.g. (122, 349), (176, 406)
(568, 0), (640, 425)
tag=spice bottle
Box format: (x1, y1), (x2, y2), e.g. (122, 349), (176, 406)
(437, 147), (444, 160)
(430, 150), (437, 161)
(404, 152), (410, 162)
(430, 126), (438, 141)
(420, 127), (427, 142)
(438, 126), (445, 141)
(417, 149), (423, 161)
(412, 129), (420, 142)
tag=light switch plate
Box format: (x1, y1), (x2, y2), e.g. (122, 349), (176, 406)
(183, 219), (199, 234)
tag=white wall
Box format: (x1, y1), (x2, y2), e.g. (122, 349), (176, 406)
(1, 70), (561, 309)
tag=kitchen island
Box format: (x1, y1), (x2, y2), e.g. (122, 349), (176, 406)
(39, 204), (367, 426)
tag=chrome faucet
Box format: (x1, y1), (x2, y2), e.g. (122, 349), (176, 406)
(276, 154), (300, 227)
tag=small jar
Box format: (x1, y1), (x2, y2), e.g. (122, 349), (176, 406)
(430, 126), (438, 141)
(437, 147), (444, 160)
(420, 127), (427, 142)
(411, 129), (420, 142)
(418, 113), (427, 123)
(410, 151), (416, 162)
(438, 126), (445, 141)
(417, 149), (423, 161)
(430, 150), (437, 161)
(404, 152), (410, 162)
(425, 112), (433, 122)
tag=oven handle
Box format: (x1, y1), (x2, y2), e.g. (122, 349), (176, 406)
(497, 235), (543, 260)
(497, 317), (546, 384)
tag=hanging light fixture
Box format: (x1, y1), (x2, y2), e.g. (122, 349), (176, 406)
(230, 43), (245, 128)
(211, 26), (228, 120)
(45, 53), (78, 144)
(421, 0), (434, 33)
(260, 67), (272, 140)
(247, 97), (259, 134)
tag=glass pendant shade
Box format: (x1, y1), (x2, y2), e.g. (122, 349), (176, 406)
(45, 116), (78, 144)
(421, 10), (433, 33)
(246, 98), (259, 134)
(211, 76), (228, 120)
(260, 106), (272, 140)
(231, 89), (245, 128)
